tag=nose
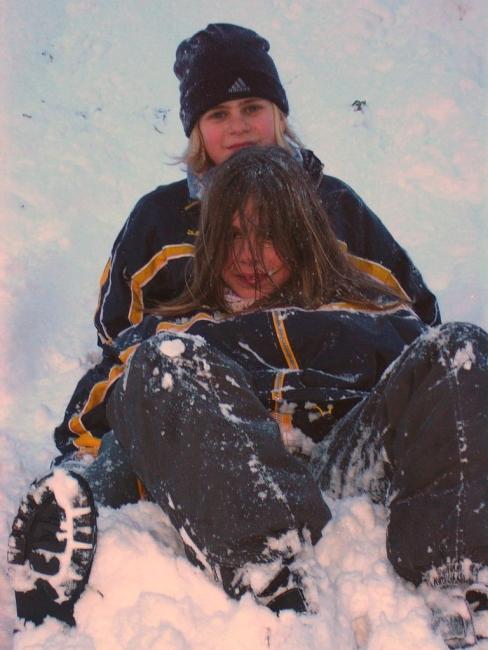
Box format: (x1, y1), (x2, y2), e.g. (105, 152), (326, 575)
(228, 111), (250, 134)
(234, 238), (254, 267)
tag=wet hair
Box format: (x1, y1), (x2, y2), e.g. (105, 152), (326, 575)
(179, 104), (302, 174)
(155, 145), (407, 316)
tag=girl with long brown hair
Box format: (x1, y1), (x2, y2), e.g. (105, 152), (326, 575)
(156, 145), (405, 316)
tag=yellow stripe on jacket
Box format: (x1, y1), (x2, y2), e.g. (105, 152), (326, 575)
(128, 243), (195, 325)
(69, 344), (139, 454)
(338, 240), (411, 301)
(271, 311), (299, 433)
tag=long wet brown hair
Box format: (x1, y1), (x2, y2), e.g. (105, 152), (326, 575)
(154, 145), (407, 316)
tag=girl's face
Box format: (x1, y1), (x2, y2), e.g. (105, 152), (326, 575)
(199, 98), (283, 166)
(221, 205), (290, 300)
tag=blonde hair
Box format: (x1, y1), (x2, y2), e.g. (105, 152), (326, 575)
(179, 104), (303, 174)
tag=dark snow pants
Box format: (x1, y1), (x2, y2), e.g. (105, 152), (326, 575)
(310, 322), (488, 587)
(90, 322), (486, 595)
(106, 333), (331, 595)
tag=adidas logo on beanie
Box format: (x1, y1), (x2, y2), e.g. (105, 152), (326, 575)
(174, 23), (289, 136)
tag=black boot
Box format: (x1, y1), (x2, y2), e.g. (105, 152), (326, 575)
(7, 469), (97, 627)
(258, 565), (308, 614)
(424, 581), (488, 648)
(218, 561), (309, 615)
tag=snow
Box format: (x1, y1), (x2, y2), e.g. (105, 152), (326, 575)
(451, 341), (476, 371)
(159, 339), (186, 359)
(1, 0), (487, 648)
(219, 402), (243, 424)
(162, 372), (174, 391)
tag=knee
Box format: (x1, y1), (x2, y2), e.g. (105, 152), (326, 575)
(128, 333), (200, 388)
(134, 332), (191, 366)
(421, 322), (487, 368)
(437, 321), (487, 345)
(108, 334), (191, 418)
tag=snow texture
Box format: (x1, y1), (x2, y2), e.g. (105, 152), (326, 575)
(219, 402), (243, 424)
(159, 339), (186, 359)
(162, 372), (174, 391)
(1, 1), (487, 648)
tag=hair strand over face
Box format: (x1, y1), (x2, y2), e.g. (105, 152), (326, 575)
(154, 146), (407, 316)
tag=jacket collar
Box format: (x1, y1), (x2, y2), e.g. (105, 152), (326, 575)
(301, 148), (324, 187)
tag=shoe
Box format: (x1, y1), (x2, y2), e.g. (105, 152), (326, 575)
(426, 585), (479, 648)
(215, 560), (309, 614)
(7, 469), (97, 626)
(266, 587), (308, 613)
(258, 565), (308, 614)
(466, 584), (488, 612)
(466, 584), (488, 644)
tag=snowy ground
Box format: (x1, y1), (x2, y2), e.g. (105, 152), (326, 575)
(1, 1), (487, 648)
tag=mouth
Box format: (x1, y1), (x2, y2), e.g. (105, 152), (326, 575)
(227, 142), (256, 152)
(238, 272), (275, 287)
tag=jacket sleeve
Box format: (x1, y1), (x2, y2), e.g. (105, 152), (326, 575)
(320, 177), (441, 326)
(94, 193), (159, 347)
(53, 326), (147, 458)
(93, 184), (195, 348)
(94, 219), (133, 347)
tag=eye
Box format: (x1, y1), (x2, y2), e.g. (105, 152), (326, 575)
(204, 109), (227, 121)
(243, 102), (263, 115)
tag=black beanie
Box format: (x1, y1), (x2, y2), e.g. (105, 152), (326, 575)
(174, 23), (289, 136)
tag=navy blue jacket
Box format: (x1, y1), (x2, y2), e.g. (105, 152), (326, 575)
(56, 302), (426, 456)
(94, 150), (439, 346)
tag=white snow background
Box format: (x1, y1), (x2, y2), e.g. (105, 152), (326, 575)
(1, 0), (487, 648)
